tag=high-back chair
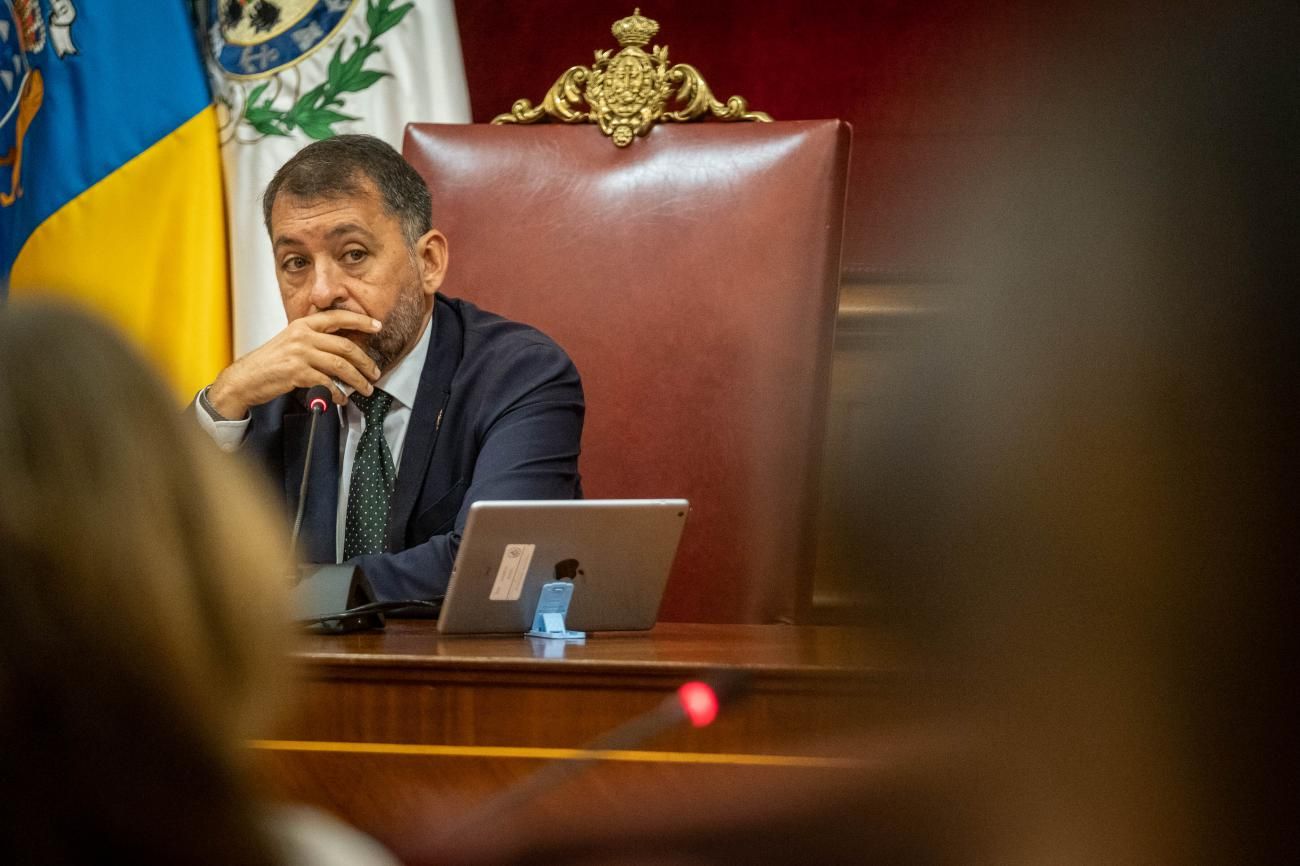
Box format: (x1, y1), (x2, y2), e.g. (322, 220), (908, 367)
(404, 12), (850, 622)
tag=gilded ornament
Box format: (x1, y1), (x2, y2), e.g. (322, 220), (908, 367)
(492, 9), (771, 147)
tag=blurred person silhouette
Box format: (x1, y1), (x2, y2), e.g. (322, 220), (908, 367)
(0, 304), (398, 866)
(399, 2), (1294, 863)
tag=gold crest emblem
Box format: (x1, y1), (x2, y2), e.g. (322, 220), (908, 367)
(493, 9), (770, 147)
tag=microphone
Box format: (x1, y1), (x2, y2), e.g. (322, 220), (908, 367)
(441, 671), (752, 835)
(289, 384), (332, 562)
(288, 384), (389, 634)
(306, 386), (330, 415)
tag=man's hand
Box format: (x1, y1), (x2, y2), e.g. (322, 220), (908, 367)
(208, 310), (384, 420)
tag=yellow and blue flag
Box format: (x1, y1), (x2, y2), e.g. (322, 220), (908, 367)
(0, 1), (228, 397)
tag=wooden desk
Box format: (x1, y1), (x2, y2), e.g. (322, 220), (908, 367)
(255, 622), (913, 844)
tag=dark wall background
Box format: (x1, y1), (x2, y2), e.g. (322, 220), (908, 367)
(454, 0), (1067, 281)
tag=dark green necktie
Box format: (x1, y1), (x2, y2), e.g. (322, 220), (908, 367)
(343, 388), (395, 561)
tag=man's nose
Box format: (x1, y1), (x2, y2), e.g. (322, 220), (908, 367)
(308, 260), (348, 312)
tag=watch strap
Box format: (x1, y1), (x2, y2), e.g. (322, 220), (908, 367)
(198, 385), (232, 423)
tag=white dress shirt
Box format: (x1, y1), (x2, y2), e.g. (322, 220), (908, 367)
(196, 315), (434, 561)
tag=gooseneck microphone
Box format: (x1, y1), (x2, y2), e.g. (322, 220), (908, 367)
(289, 384), (333, 564)
(441, 670), (752, 836)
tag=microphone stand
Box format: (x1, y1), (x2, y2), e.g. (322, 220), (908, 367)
(289, 387), (331, 579)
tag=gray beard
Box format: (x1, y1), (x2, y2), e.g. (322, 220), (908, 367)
(363, 278), (425, 373)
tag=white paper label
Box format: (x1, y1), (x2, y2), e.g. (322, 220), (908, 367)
(490, 543), (535, 601)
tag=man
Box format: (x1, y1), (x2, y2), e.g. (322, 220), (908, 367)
(196, 135), (584, 602)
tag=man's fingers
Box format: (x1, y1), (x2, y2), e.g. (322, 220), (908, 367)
(218, 313), (382, 411)
(314, 332), (382, 381)
(308, 349), (373, 397)
(303, 309), (383, 335)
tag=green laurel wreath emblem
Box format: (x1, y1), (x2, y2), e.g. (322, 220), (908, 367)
(241, 0), (413, 140)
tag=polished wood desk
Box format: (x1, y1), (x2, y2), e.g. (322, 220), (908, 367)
(255, 622), (913, 845)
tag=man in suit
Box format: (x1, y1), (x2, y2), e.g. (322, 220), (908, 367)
(195, 134), (583, 602)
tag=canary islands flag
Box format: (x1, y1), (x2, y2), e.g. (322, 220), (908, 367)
(0, 1), (228, 397)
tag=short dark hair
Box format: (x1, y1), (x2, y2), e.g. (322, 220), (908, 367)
(261, 134), (433, 245)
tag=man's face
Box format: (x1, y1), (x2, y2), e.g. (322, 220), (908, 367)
(270, 176), (446, 372)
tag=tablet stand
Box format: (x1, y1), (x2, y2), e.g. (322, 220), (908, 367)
(527, 581), (586, 640)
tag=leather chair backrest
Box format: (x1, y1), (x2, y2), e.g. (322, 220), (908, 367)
(405, 121), (850, 623)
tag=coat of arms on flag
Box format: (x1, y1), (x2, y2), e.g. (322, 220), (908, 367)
(1, 0), (78, 206)
(207, 0), (413, 143)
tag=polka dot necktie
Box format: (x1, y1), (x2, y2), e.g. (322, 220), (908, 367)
(343, 388), (395, 561)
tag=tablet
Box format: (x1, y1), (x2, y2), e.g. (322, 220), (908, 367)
(437, 499), (689, 635)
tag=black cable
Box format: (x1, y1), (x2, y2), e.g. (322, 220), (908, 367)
(304, 597), (443, 626)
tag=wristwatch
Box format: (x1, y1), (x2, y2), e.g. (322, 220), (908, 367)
(198, 385), (233, 422)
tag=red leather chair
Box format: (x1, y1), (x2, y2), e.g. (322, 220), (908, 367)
(404, 120), (850, 623)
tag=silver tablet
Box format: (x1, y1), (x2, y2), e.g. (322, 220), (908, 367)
(437, 499), (689, 635)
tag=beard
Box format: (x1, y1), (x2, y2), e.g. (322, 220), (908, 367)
(333, 273), (426, 374)
(367, 278), (426, 372)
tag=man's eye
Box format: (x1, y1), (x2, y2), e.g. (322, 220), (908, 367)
(282, 256), (308, 272)
(344, 249), (368, 263)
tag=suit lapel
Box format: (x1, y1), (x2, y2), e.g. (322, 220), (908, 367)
(283, 393), (342, 563)
(387, 297), (462, 551)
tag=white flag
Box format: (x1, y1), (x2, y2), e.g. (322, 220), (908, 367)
(203, 0), (471, 355)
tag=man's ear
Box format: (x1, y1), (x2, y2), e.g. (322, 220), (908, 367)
(416, 229), (448, 297)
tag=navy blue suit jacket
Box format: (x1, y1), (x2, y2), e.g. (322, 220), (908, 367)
(242, 294), (584, 602)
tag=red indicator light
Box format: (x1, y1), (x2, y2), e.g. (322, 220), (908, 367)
(677, 681), (719, 727)
(309, 397), (329, 413)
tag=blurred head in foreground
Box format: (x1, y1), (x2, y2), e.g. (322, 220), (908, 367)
(864, 5), (1295, 861)
(0, 304), (292, 865)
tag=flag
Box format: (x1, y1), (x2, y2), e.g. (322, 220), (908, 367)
(0, 1), (230, 398)
(201, 0), (470, 356)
